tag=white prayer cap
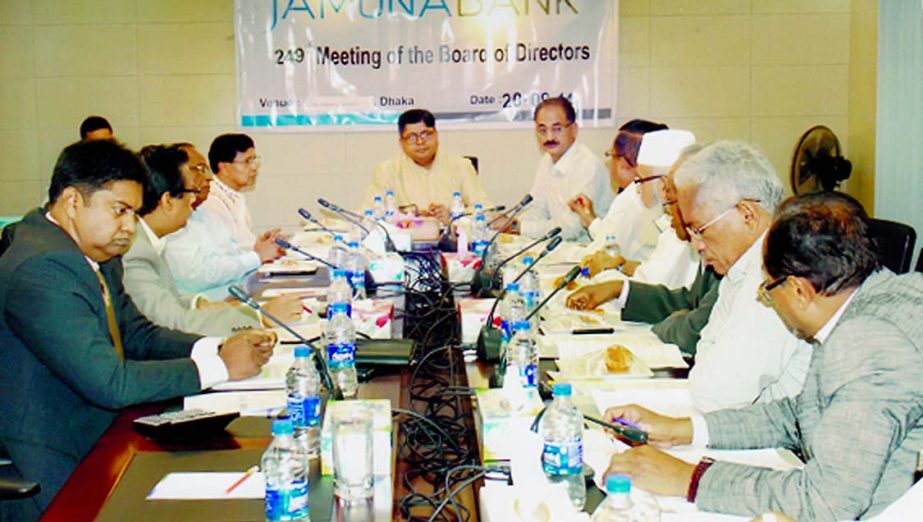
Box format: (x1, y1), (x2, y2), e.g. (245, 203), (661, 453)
(637, 129), (696, 176)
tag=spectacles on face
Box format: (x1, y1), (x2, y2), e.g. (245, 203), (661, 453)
(535, 122), (572, 137)
(685, 199), (761, 241)
(402, 130), (436, 143)
(188, 163), (210, 175)
(231, 155), (261, 167)
(757, 275), (788, 306)
(636, 174), (665, 185)
(604, 149), (618, 159)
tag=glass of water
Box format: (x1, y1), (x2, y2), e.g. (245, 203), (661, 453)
(332, 404), (374, 503)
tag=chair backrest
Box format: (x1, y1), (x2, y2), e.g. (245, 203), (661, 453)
(464, 155), (479, 174)
(0, 221), (18, 259)
(914, 246), (923, 274)
(869, 218), (917, 274)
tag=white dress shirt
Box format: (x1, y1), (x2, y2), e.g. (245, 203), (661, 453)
(163, 208), (261, 301)
(688, 232), (813, 412)
(632, 227), (700, 289)
(521, 142), (613, 242)
(46, 212), (229, 389)
(361, 149), (492, 211)
(198, 177), (257, 250)
(587, 182), (661, 261)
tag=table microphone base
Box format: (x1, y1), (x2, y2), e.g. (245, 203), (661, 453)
(476, 326), (503, 362)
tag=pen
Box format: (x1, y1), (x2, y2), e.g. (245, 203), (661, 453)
(571, 327), (615, 335)
(225, 465), (259, 494)
(585, 415), (649, 446)
(302, 304), (313, 315)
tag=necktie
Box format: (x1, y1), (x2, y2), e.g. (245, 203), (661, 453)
(94, 269), (125, 359)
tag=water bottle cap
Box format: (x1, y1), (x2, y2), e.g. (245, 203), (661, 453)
(606, 474), (631, 494)
(334, 234), (344, 242)
(329, 302), (348, 314)
(294, 346), (311, 358)
(348, 241), (359, 248)
(522, 256), (534, 265)
(581, 267), (590, 277)
(453, 191), (461, 197)
(272, 419), (294, 435)
(364, 210), (373, 216)
(374, 195), (382, 201)
(386, 190), (394, 196)
(474, 203), (483, 209)
(332, 269), (347, 278)
(512, 320), (530, 331)
(475, 214), (485, 222)
(552, 382), (572, 397)
(505, 282), (520, 291)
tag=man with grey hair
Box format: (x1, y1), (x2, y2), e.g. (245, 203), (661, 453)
(673, 140), (812, 411)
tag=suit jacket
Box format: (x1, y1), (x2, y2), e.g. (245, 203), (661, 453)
(621, 263), (720, 356)
(122, 224), (261, 336)
(0, 209), (202, 515)
(697, 269), (923, 520)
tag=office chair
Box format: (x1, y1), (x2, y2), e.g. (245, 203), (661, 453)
(869, 218), (916, 274)
(914, 247), (923, 274)
(0, 448), (40, 501)
(0, 221), (17, 258)
(464, 155), (479, 174)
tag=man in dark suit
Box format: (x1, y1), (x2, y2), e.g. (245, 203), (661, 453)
(0, 140), (276, 519)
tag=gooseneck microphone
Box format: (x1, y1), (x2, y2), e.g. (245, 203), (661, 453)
(488, 226), (562, 288)
(450, 204), (506, 222)
(318, 198), (396, 252)
(472, 194), (533, 295)
(484, 235), (563, 327)
(275, 238), (339, 271)
(297, 208), (340, 236)
(523, 265), (582, 322)
(228, 285), (341, 399)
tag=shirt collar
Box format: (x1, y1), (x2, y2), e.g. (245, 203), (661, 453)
(45, 211), (99, 271)
(550, 142), (580, 176)
(213, 176), (241, 200)
(814, 289), (859, 344)
(138, 217), (166, 256)
(726, 231), (767, 282)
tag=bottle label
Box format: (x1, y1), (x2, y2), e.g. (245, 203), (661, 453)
(287, 394), (321, 427)
(265, 480), (308, 520)
(517, 364), (537, 388)
(327, 342), (356, 370)
(349, 271), (365, 290)
(472, 240), (488, 257)
(500, 319), (511, 342)
(542, 438), (583, 476)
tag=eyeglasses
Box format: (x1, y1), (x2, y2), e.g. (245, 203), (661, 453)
(604, 149), (618, 159)
(231, 155), (261, 167)
(535, 123), (572, 137)
(180, 187), (201, 195)
(188, 163), (209, 175)
(636, 175), (664, 185)
(757, 275), (788, 306)
(685, 199), (761, 241)
(402, 130), (436, 143)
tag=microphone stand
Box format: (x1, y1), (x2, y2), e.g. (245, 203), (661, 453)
(487, 228), (561, 289)
(472, 195), (532, 296)
(319, 198), (396, 252)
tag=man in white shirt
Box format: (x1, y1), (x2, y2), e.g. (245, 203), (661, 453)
(199, 133), (284, 257)
(362, 109), (492, 224)
(519, 96), (613, 241)
(672, 141), (812, 411)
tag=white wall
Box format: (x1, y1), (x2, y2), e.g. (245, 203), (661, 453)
(0, 0), (857, 232)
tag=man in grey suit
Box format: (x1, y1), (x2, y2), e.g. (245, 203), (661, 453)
(0, 140), (276, 519)
(603, 192), (923, 520)
(123, 144), (302, 337)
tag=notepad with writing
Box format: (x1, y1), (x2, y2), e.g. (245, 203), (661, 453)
(147, 472), (265, 500)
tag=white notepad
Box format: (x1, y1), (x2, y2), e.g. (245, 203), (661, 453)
(147, 472), (265, 500)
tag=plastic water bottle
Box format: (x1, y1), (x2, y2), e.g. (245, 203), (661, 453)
(471, 214), (489, 257)
(506, 320), (538, 389)
(539, 383), (586, 510)
(346, 241), (367, 300)
(604, 233), (621, 259)
(325, 302), (358, 398)
(591, 475), (632, 522)
(262, 419), (309, 522)
(372, 195), (385, 220)
(519, 256), (540, 310)
(286, 346), (322, 458)
(326, 269), (353, 317)
(496, 282), (526, 374)
(450, 191), (465, 221)
(330, 234), (349, 270)
(384, 190), (397, 214)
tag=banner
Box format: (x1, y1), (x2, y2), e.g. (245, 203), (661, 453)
(235, 1), (617, 131)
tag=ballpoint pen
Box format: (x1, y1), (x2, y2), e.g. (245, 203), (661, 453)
(585, 415), (649, 445)
(225, 465), (259, 494)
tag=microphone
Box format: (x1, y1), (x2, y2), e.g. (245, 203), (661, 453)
(488, 226), (562, 288)
(524, 265), (581, 322)
(487, 194), (532, 227)
(228, 285), (340, 399)
(275, 238), (339, 271)
(472, 194), (533, 295)
(484, 235), (563, 327)
(318, 198), (396, 252)
(297, 208), (340, 236)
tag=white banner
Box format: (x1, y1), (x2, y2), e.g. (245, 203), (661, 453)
(235, 0), (617, 131)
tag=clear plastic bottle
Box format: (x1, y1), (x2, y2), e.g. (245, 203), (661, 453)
(471, 214), (490, 257)
(326, 269), (353, 317)
(325, 302), (358, 398)
(450, 191), (465, 221)
(286, 346), (322, 458)
(506, 320), (538, 390)
(497, 282), (526, 374)
(262, 418), (309, 522)
(329, 234), (350, 270)
(384, 190), (397, 214)
(604, 233), (621, 259)
(539, 383), (587, 510)
(591, 474), (632, 522)
(345, 241), (367, 300)
(372, 195), (385, 220)
(519, 256), (540, 310)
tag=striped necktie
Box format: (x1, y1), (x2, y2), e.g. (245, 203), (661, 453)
(94, 269), (125, 359)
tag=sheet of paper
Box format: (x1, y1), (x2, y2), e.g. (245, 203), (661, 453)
(592, 384), (699, 419)
(257, 257), (318, 275)
(147, 472), (265, 500)
(542, 329), (688, 370)
(184, 389), (286, 415)
(260, 287), (327, 298)
(211, 348), (296, 391)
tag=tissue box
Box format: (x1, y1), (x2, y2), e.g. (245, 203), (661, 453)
(476, 389), (544, 463)
(368, 252), (405, 284)
(441, 252), (482, 284)
(352, 298), (394, 339)
(320, 399), (392, 476)
(457, 298), (496, 345)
